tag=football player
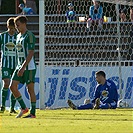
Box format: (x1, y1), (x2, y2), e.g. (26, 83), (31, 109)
(0, 17), (17, 113)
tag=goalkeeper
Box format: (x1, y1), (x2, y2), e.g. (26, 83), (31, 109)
(67, 71), (118, 110)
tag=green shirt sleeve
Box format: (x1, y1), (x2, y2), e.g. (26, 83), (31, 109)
(27, 32), (36, 50)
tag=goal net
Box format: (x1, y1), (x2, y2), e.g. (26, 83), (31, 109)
(39, 0), (133, 109)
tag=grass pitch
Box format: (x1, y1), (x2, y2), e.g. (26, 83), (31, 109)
(0, 108), (133, 133)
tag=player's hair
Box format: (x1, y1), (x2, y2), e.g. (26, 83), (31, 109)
(14, 15), (28, 24)
(96, 71), (106, 78)
(7, 17), (15, 27)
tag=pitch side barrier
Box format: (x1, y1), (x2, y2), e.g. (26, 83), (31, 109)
(0, 66), (132, 109)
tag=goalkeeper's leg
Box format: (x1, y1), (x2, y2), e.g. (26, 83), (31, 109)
(77, 103), (93, 110)
(67, 99), (93, 110)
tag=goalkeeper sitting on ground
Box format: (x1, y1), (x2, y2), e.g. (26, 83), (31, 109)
(67, 71), (118, 110)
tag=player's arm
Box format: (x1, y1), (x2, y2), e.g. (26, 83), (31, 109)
(17, 50), (34, 77)
(18, 33), (35, 76)
(91, 85), (100, 103)
(21, 50), (34, 69)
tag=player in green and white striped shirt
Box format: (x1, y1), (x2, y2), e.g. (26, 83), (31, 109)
(0, 17), (17, 113)
(10, 15), (36, 118)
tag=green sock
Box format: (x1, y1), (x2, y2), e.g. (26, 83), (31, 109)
(2, 88), (8, 107)
(16, 96), (26, 109)
(10, 93), (16, 109)
(30, 102), (36, 116)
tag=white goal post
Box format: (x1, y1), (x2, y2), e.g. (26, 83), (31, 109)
(39, 0), (45, 109)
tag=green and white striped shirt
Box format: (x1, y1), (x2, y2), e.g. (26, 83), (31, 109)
(0, 31), (17, 69)
(16, 30), (36, 70)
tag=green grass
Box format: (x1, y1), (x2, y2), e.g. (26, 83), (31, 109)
(0, 108), (133, 133)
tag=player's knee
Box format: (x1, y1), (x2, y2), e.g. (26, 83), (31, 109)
(3, 84), (10, 88)
(3, 79), (10, 88)
(10, 82), (18, 92)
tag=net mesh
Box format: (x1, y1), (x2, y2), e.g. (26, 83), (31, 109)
(45, 0), (132, 64)
(42, 0), (133, 108)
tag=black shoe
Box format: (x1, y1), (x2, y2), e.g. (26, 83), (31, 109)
(0, 106), (5, 113)
(67, 100), (77, 110)
(10, 108), (17, 114)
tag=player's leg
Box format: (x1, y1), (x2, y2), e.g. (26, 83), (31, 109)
(23, 70), (36, 118)
(0, 68), (16, 113)
(77, 103), (93, 110)
(100, 101), (117, 109)
(99, 103), (110, 109)
(10, 69), (17, 113)
(0, 78), (10, 113)
(93, 99), (114, 109)
(10, 93), (17, 113)
(0, 68), (11, 112)
(67, 99), (77, 109)
(0, 68), (11, 113)
(67, 99), (93, 110)
(10, 70), (28, 118)
(23, 82), (36, 118)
